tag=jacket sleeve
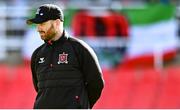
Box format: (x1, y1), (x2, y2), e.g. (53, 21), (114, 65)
(31, 48), (40, 92)
(78, 40), (104, 108)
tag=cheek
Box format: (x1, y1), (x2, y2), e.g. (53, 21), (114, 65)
(47, 25), (55, 34)
(44, 27), (49, 32)
(46, 27), (52, 34)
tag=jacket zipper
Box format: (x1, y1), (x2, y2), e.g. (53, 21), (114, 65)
(49, 43), (54, 69)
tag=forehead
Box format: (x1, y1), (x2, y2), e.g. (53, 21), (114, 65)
(37, 20), (54, 26)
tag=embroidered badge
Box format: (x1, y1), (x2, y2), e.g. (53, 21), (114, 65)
(38, 57), (45, 64)
(57, 52), (68, 64)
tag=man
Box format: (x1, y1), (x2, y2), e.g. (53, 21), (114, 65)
(27, 4), (104, 109)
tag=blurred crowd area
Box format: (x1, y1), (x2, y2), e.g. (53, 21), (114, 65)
(1, 0), (180, 109)
(0, 0), (180, 69)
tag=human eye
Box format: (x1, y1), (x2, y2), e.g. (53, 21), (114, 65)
(39, 22), (46, 26)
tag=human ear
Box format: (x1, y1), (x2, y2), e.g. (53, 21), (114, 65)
(55, 19), (61, 27)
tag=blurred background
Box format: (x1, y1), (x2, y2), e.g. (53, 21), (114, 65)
(0, 0), (180, 108)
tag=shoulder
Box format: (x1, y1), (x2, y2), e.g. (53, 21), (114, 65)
(31, 44), (45, 59)
(64, 31), (96, 55)
(68, 36), (93, 52)
(68, 36), (97, 58)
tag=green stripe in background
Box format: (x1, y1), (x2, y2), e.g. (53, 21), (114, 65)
(27, 4), (176, 28)
(64, 8), (79, 28)
(63, 4), (176, 27)
(121, 4), (176, 25)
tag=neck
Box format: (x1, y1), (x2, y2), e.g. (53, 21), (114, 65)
(52, 29), (64, 41)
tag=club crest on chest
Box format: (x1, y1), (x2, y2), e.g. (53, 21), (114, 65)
(57, 52), (68, 64)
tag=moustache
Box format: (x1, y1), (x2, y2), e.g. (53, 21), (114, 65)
(38, 31), (45, 33)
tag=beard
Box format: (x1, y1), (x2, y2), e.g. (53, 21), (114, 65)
(39, 24), (56, 41)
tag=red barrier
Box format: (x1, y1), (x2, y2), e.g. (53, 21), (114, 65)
(0, 65), (36, 109)
(0, 65), (180, 109)
(94, 66), (180, 109)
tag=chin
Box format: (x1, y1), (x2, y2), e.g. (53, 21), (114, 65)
(40, 36), (45, 40)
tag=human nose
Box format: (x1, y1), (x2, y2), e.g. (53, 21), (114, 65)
(37, 24), (42, 32)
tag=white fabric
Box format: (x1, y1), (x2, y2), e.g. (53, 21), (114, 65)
(127, 19), (179, 58)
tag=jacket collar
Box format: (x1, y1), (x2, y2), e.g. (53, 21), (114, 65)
(45, 30), (68, 45)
